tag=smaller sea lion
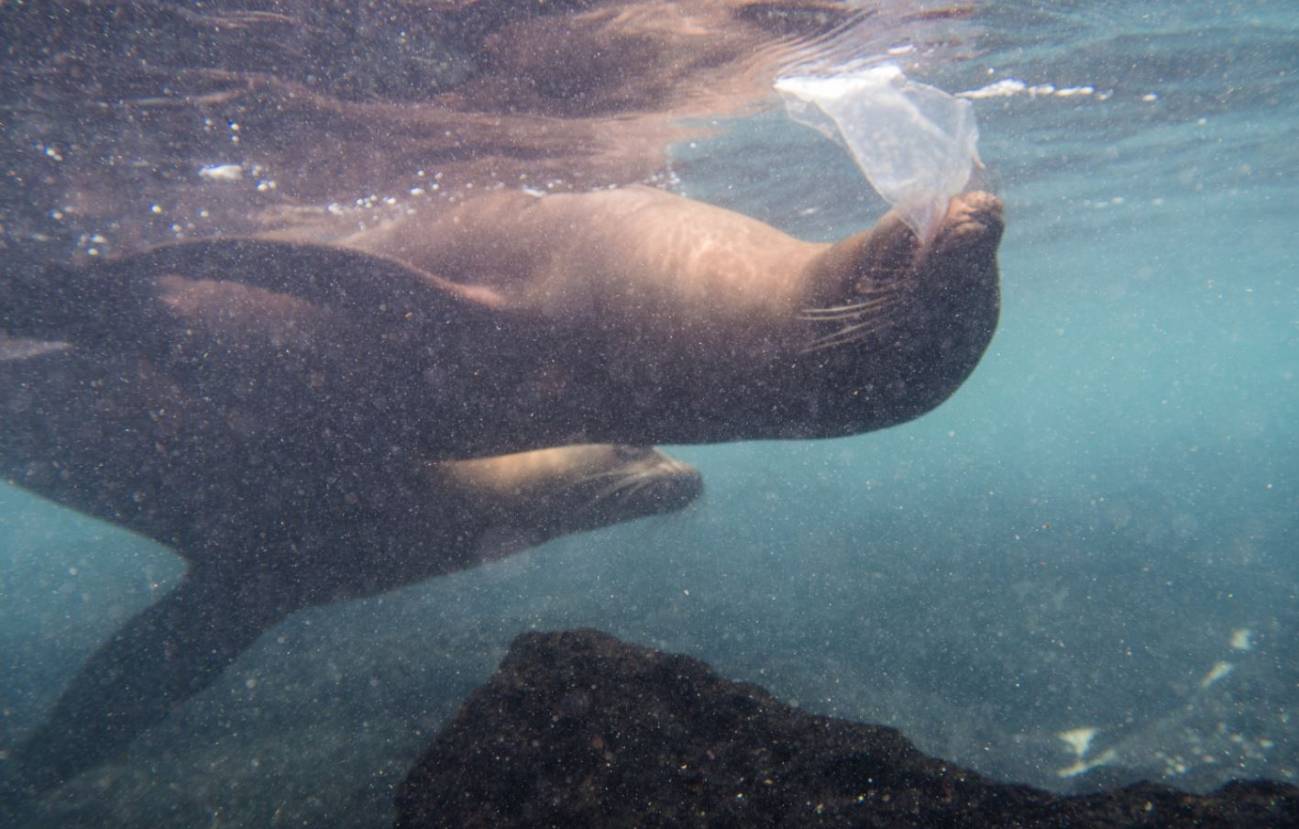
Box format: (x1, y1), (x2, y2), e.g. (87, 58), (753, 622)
(1, 335), (699, 795)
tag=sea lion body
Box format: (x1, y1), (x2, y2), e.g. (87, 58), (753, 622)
(1, 187), (1002, 459)
(0, 331), (701, 610)
(334, 186), (1004, 446)
(2, 333), (701, 792)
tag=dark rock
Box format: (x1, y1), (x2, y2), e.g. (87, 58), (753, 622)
(394, 629), (1299, 828)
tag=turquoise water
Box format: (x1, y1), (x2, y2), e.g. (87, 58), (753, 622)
(2, 1), (1297, 825)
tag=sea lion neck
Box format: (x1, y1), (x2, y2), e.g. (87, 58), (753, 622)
(354, 188), (829, 355)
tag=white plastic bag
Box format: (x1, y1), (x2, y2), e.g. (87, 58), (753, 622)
(775, 63), (980, 243)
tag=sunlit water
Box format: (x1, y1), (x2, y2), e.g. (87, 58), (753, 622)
(2, 1), (1297, 825)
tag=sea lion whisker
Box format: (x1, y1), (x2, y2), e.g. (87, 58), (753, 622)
(799, 296), (897, 321)
(577, 469), (635, 487)
(613, 477), (663, 507)
(626, 476), (659, 497)
(830, 316), (897, 341)
(602, 473), (666, 506)
(800, 302), (882, 317)
(827, 320), (894, 348)
(585, 474), (645, 507)
(800, 317), (898, 354)
(799, 306), (899, 328)
(798, 305), (894, 324)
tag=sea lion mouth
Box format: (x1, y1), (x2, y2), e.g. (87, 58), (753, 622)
(919, 191), (1005, 272)
(797, 192), (1003, 355)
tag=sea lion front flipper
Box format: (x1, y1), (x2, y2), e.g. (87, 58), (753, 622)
(11, 567), (293, 797)
(0, 239), (504, 344)
(132, 239), (508, 317)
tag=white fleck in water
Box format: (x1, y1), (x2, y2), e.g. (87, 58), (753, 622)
(1200, 661), (1234, 688)
(1230, 628), (1252, 651)
(199, 163), (244, 181)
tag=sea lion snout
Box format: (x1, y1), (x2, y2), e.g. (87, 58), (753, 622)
(798, 192), (1001, 355)
(928, 191), (1004, 267)
(856, 191), (1004, 295)
(643, 454), (704, 512)
(915, 192), (1004, 320)
(791, 190), (1004, 434)
(597, 447), (703, 518)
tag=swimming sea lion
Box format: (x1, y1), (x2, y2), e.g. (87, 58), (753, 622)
(336, 186), (1004, 448)
(2, 336), (699, 792)
(1, 187), (1003, 459)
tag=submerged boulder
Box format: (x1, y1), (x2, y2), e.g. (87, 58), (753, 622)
(394, 628), (1298, 827)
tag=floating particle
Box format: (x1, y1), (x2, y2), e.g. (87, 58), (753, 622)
(199, 163), (244, 181)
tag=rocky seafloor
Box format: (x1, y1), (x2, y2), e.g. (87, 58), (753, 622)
(394, 628), (1298, 827)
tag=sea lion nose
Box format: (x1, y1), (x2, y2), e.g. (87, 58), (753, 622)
(654, 465), (703, 512)
(904, 192), (1004, 299)
(937, 192), (1004, 257)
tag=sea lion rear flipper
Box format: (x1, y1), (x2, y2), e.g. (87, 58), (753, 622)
(11, 568), (291, 796)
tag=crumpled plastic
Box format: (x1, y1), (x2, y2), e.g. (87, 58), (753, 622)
(776, 63), (980, 243)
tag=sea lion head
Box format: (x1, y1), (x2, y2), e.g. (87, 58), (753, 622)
(538, 444), (703, 536)
(440, 444), (702, 555)
(787, 191), (1004, 437)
